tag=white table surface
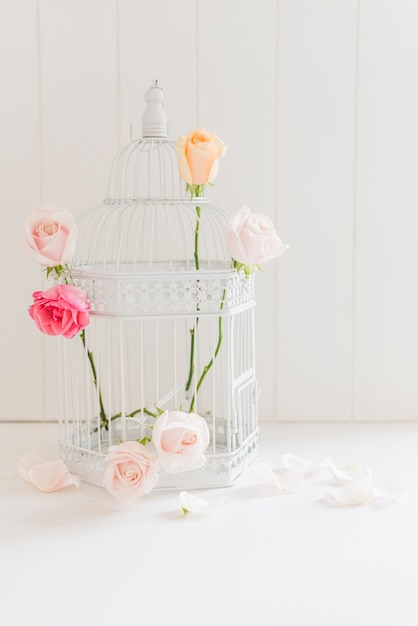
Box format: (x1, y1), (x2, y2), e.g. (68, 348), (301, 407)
(1, 421), (417, 626)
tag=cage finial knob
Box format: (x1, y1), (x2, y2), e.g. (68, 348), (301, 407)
(141, 80), (168, 138)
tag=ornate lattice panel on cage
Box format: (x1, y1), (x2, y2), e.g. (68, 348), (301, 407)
(58, 83), (258, 489)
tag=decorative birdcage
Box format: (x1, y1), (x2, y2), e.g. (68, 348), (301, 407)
(57, 82), (258, 490)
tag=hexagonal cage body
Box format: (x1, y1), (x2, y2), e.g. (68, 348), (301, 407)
(57, 85), (258, 489)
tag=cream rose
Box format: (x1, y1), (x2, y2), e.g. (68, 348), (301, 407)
(226, 205), (288, 266)
(152, 410), (210, 474)
(103, 441), (159, 504)
(177, 128), (227, 186)
(24, 203), (77, 267)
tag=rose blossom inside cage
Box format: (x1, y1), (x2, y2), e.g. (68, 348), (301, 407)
(58, 81), (258, 489)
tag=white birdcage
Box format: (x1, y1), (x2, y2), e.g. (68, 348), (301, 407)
(58, 82), (258, 489)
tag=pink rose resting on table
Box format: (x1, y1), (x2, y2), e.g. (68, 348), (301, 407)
(152, 410), (210, 474)
(226, 205), (288, 277)
(103, 441), (160, 504)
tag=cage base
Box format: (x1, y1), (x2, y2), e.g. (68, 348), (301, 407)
(60, 428), (258, 492)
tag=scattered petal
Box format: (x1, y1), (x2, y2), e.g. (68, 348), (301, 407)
(254, 462), (282, 488)
(180, 491), (209, 515)
(282, 454), (331, 476)
(179, 491), (225, 516)
(328, 462), (367, 485)
(324, 469), (374, 505)
(372, 477), (405, 504)
(18, 454), (44, 482)
(278, 467), (304, 494)
(254, 462), (303, 494)
(18, 455), (80, 493)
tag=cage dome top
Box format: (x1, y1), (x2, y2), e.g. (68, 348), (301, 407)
(69, 81), (232, 277)
(105, 80), (189, 203)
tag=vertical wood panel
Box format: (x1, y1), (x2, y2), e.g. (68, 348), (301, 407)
(119, 0), (197, 144)
(275, 0), (357, 421)
(354, 0), (418, 420)
(198, 0), (278, 420)
(39, 0), (119, 419)
(40, 0), (119, 211)
(0, 0), (42, 421)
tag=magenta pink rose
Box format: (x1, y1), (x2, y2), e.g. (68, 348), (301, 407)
(28, 284), (90, 339)
(24, 203), (77, 267)
(226, 205), (288, 266)
(152, 410), (210, 474)
(103, 441), (159, 504)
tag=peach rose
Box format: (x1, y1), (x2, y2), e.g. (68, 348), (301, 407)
(226, 205), (288, 266)
(24, 203), (77, 267)
(177, 128), (227, 186)
(152, 410), (210, 474)
(29, 284), (90, 339)
(103, 441), (159, 504)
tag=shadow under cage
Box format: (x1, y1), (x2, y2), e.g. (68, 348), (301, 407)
(57, 83), (258, 489)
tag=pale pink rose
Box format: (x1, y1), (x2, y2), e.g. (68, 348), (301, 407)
(177, 128), (227, 186)
(18, 455), (80, 492)
(29, 284), (90, 339)
(152, 410), (210, 474)
(24, 203), (77, 267)
(103, 441), (159, 504)
(226, 205), (288, 266)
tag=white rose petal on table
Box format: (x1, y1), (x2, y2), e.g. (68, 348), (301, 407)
(253, 462), (304, 494)
(282, 454), (332, 476)
(179, 491), (226, 517)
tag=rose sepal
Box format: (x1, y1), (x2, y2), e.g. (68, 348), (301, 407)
(233, 260), (263, 279)
(185, 183), (205, 200)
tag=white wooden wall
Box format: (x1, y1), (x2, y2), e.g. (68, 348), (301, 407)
(1, 0), (418, 422)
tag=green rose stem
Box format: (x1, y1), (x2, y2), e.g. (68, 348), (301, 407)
(79, 334), (157, 431)
(185, 326), (196, 392)
(183, 184), (226, 412)
(193, 204), (201, 271)
(92, 406), (158, 437)
(79, 329), (108, 430)
(111, 407), (158, 420)
(185, 184), (203, 393)
(189, 289), (225, 413)
(79, 328), (159, 434)
(79, 327), (158, 433)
